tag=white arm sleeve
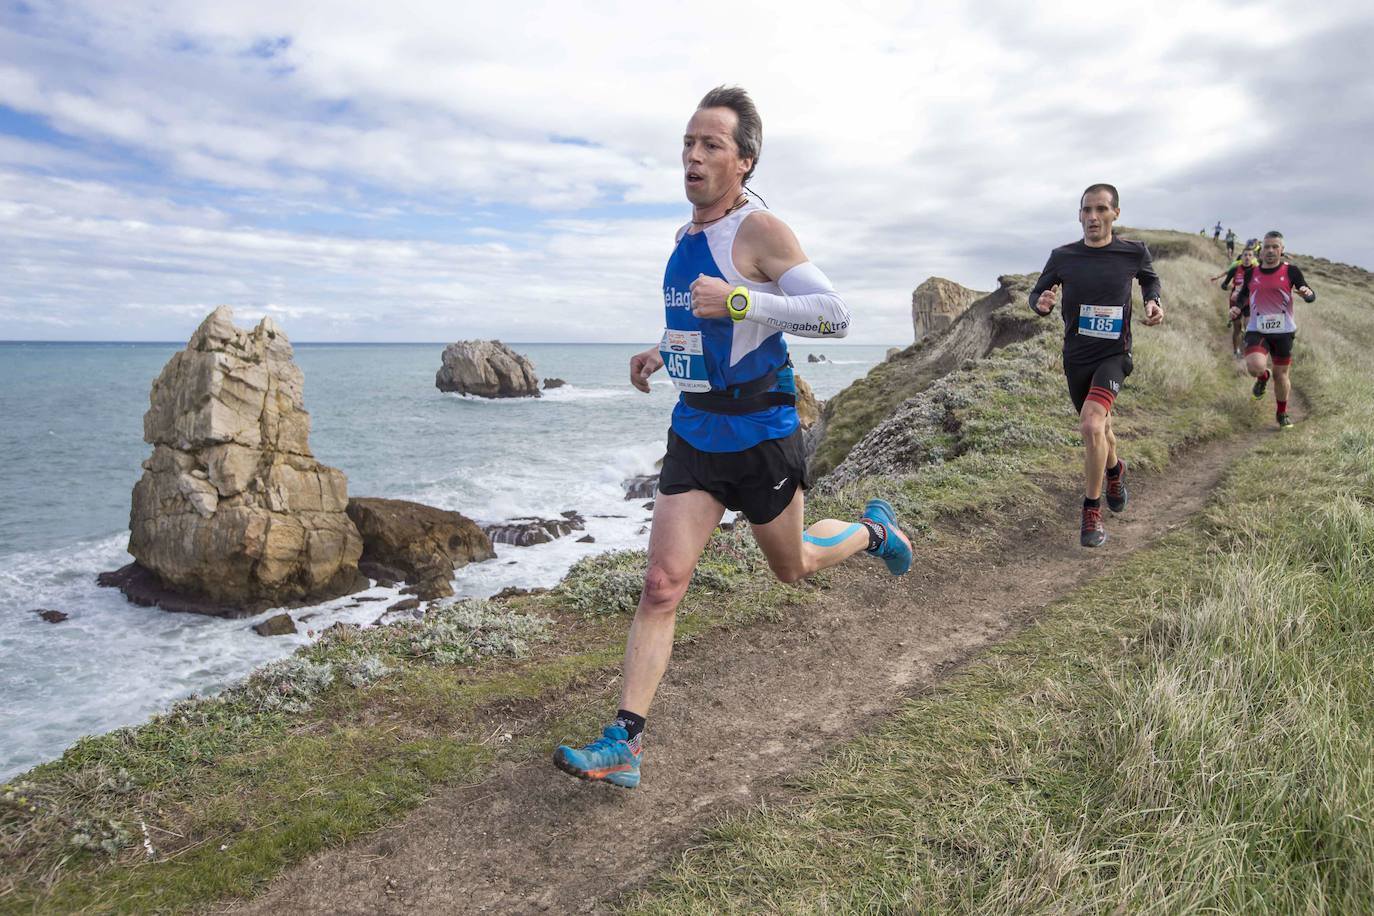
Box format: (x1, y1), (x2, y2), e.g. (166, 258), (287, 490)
(747, 261), (851, 338)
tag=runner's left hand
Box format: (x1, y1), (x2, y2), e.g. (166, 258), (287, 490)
(1143, 300), (1164, 326)
(1298, 285), (1316, 302)
(690, 274), (731, 319)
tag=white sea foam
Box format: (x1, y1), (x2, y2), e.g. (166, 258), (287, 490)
(537, 385), (625, 401)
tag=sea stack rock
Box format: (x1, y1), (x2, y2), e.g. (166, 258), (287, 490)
(105, 306), (365, 617)
(436, 340), (541, 398)
(912, 277), (984, 342)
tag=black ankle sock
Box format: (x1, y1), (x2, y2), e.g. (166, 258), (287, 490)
(1106, 461), (1122, 479)
(613, 709), (645, 739)
(1083, 496), (1102, 509)
(860, 518), (886, 551)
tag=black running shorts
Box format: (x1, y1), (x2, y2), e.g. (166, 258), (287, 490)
(658, 427), (810, 525)
(1064, 353), (1132, 415)
(1243, 331), (1295, 366)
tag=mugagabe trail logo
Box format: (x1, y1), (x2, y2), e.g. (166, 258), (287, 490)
(764, 315), (849, 336)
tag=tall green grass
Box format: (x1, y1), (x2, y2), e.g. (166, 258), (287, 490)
(625, 254), (1374, 914)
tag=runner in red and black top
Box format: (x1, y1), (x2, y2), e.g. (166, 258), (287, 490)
(1028, 184), (1164, 547)
(1213, 248), (1258, 356)
(1229, 230), (1316, 429)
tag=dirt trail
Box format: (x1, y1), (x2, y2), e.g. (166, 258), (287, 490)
(229, 418), (1283, 916)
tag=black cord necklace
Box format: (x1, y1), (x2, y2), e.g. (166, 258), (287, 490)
(690, 190), (749, 227)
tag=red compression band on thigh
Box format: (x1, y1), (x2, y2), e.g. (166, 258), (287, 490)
(1084, 386), (1116, 412)
(1244, 345), (1268, 357)
(1272, 355), (1293, 367)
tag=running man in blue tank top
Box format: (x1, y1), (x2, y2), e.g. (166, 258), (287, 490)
(554, 86), (914, 789)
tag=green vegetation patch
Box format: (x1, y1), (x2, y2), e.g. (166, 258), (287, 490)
(2, 230), (1346, 913)
(625, 248), (1374, 914)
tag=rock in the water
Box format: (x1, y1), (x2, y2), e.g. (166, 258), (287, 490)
(623, 474), (658, 500)
(347, 497), (494, 595)
(252, 613), (297, 637)
(33, 608), (69, 624)
(912, 277), (985, 342)
(386, 598), (422, 613)
(104, 307), (366, 618)
(401, 577), (456, 601)
(481, 513), (585, 547)
(542, 377), (566, 390)
(807, 353), (828, 363)
(577, 534), (596, 543)
(435, 340), (540, 398)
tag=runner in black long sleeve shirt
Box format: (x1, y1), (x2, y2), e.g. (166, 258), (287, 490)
(1028, 184), (1164, 548)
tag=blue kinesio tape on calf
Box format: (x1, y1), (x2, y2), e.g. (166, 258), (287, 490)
(803, 523), (863, 548)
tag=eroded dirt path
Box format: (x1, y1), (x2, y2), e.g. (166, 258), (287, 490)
(228, 421), (1281, 915)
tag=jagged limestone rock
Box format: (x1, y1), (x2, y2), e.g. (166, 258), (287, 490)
(912, 277), (986, 342)
(107, 306), (365, 617)
(795, 373), (821, 431)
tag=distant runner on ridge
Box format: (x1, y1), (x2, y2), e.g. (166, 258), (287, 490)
(1028, 184), (1165, 548)
(1230, 230), (1316, 429)
(552, 85), (913, 790)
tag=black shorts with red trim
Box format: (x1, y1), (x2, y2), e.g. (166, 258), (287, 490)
(1064, 353), (1133, 415)
(658, 427), (810, 525)
(1243, 331), (1295, 366)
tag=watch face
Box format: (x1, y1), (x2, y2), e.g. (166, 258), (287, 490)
(729, 293), (747, 310)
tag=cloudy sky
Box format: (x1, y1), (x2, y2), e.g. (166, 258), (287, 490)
(1, 0), (1369, 344)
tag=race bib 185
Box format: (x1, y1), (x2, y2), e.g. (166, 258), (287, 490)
(660, 329), (710, 393)
(1077, 304), (1124, 340)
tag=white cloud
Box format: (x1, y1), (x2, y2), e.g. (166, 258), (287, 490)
(0, 0), (1370, 343)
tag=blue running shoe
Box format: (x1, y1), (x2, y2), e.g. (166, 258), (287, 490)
(553, 725), (641, 788)
(862, 498), (912, 576)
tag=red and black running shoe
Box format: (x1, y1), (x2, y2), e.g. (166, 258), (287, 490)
(1080, 505), (1106, 548)
(1105, 460), (1128, 513)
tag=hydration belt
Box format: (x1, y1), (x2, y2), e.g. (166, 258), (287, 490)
(681, 359), (796, 416)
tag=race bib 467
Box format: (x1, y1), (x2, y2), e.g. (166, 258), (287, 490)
(660, 329), (710, 393)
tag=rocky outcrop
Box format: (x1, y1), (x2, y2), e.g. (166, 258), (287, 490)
(807, 353), (828, 363)
(102, 307), (366, 617)
(809, 275), (1041, 478)
(481, 512), (585, 547)
(795, 373), (821, 430)
(912, 277), (985, 342)
(33, 609), (68, 624)
(346, 497), (495, 601)
(436, 340), (540, 398)
(542, 378), (566, 390)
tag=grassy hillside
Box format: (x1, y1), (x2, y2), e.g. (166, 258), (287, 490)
(626, 243), (1374, 913)
(0, 229), (1332, 914)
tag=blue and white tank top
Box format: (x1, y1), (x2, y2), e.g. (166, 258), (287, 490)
(661, 202), (797, 453)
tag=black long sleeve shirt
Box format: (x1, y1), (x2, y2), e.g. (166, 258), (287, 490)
(1027, 237), (1162, 364)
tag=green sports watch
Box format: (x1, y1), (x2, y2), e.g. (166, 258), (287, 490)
(726, 285), (751, 322)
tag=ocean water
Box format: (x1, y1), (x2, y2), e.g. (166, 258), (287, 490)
(0, 341), (888, 779)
